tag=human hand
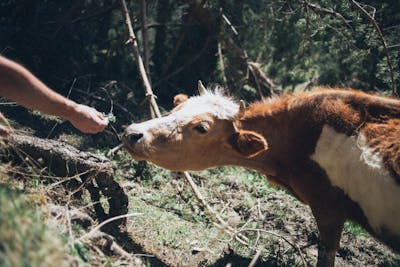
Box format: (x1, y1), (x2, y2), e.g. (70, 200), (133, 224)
(67, 104), (109, 134)
(0, 112), (13, 136)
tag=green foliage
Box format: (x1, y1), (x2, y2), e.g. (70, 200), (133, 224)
(0, 2), (399, 265)
(71, 242), (91, 262)
(344, 221), (368, 237)
(102, 112), (116, 123)
(1, 0), (398, 139)
(233, 0), (399, 92)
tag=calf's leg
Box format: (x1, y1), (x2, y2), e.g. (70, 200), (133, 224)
(313, 211), (344, 267)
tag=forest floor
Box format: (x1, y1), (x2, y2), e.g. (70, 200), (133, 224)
(1, 127), (400, 267)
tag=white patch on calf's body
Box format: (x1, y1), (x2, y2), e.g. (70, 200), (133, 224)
(311, 125), (400, 236)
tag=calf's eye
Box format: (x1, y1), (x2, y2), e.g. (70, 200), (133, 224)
(193, 124), (208, 134)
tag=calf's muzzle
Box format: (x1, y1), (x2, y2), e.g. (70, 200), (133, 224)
(122, 126), (144, 146)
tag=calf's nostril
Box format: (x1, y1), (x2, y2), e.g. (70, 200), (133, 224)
(127, 132), (143, 144)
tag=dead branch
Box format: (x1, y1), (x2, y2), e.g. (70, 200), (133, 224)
(302, 0), (352, 29)
(220, 10), (275, 97)
(6, 134), (129, 225)
(223, 37), (275, 97)
(119, 0), (161, 117)
(248, 248), (263, 267)
(79, 213), (142, 241)
(349, 0), (397, 95)
(49, 204), (135, 260)
(218, 41), (228, 86)
(182, 172), (249, 244)
(118, 0), (251, 250)
(248, 62), (275, 98)
(85, 231), (133, 259)
(49, 204), (95, 228)
(237, 227), (308, 267)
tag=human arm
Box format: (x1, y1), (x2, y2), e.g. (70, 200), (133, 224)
(0, 56), (108, 133)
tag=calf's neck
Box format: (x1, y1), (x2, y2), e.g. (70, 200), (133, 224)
(123, 84), (400, 266)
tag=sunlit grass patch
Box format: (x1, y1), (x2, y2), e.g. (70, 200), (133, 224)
(0, 185), (66, 267)
(344, 221), (368, 237)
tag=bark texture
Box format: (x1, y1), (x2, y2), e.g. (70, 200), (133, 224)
(6, 134), (128, 225)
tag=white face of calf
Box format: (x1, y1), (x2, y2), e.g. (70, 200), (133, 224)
(122, 87), (268, 171)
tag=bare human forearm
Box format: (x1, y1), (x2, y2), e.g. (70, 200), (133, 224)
(0, 56), (108, 133)
(0, 56), (79, 118)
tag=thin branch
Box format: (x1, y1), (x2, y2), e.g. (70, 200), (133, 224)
(248, 248), (263, 267)
(182, 172), (249, 243)
(349, 0), (397, 95)
(248, 63), (264, 98)
(79, 213), (143, 241)
(220, 10), (274, 97)
(221, 12), (239, 36)
(218, 41), (228, 86)
(119, 0), (161, 117)
(238, 228), (308, 267)
(119, 0), (249, 251)
(387, 44), (400, 50)
(47, 78), (77, 138)
(302, 0), (352, 29)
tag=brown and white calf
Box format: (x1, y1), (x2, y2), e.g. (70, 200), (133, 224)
(122, 82), (400, 266)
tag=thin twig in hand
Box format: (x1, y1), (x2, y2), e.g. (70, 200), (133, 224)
(107, 143), (124, 157)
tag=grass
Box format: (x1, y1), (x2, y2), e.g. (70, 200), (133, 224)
(0, 185), (66, 267)
(127, 197), (231, 266)
(344, 221), (368, 237)
(112, 154), (400, 266)
(117, 160), (314, 266)
(0, 142), (398, 267)
(0, 159), (119, 267)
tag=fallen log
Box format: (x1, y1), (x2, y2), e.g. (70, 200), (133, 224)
(4, 134), (128, 226)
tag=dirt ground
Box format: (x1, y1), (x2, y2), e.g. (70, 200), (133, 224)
(2, 136), (399, 267)
(106, 156), (399, 266)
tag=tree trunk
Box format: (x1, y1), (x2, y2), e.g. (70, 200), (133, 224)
(5, 134), (128, 225)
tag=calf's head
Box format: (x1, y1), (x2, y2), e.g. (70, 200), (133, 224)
(122, 82), (268, 171)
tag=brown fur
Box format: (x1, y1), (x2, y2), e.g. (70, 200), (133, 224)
(173, 94), (189, 107)
(237, 88), (400, 265)
(123, 87), (400, 266)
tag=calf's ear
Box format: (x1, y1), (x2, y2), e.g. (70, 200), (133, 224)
(173, 94), (189, 107)
(229, 130), (268, 158)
